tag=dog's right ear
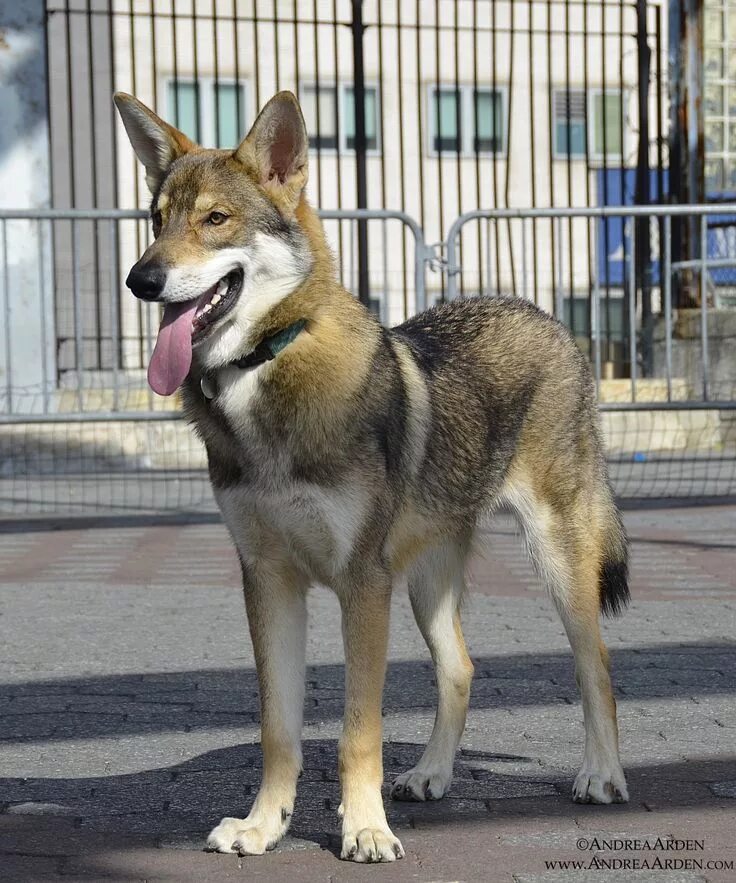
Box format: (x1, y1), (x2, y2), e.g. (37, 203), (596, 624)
(113, 92), (196, 193)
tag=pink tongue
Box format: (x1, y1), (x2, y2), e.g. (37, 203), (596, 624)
(147, 300), (199, 396)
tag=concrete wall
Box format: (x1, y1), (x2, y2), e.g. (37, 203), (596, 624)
(653, 309), (736, 402)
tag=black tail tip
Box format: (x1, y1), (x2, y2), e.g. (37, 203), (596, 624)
(599, 558), (630, 617)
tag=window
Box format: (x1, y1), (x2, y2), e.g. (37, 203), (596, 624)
(429, 85), (505, 156)
(168, 81), (200, 143)
(704, 0), (736, 193)
(166, 79), (246, 148)
(432, 88), (462, 153)
(215, 84), (245, 149)
(301, 84), (380, 152)
(474, 89), (503, 153)
(301, 85), (338, 150)
(554, 90), (586, 157)
(553, 88), (623, 161)
(344, 87), (379, 151)
(563, 294), (625, 342)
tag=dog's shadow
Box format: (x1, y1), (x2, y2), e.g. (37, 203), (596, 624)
(4, 739), (734, 875)
(1, 739), (553, 852)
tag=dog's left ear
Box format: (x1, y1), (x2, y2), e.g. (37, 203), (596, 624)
(113, 92), (197, 194)
(235, 91), (309, 216)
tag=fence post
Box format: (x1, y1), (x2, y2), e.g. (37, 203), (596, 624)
(635, 0), (653, 377)
(669, 0), (705, 308)
(350, 0), (370, 307)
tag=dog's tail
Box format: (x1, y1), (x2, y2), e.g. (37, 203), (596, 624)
(598, 502), (630, 618)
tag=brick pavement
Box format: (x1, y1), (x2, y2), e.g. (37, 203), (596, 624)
(0, 505), (735, 881)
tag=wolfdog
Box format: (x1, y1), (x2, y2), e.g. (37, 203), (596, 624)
(114, 90), (630, 863)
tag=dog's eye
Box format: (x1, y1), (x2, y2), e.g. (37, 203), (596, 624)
(207, 211), (228, 226)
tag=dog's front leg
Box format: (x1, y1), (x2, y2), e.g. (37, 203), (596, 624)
(338, 571), (404, 863)
(207, 563), (307, 856)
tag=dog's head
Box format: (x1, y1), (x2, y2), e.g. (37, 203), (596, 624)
(113, 91), (314, 394)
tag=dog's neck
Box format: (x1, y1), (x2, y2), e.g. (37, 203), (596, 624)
(199, 317), (307, 399)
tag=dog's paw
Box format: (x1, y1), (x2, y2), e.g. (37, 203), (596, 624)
(206, 817), (245, 853)
(341, 827), (405, 863)
(391, 765), (451, 801)
(572, 767), (628, 804)
(206, 816), (282, 855)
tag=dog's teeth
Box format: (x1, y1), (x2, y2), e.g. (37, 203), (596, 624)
(211, 293), (222, 305)
(216, 280), (228, 296)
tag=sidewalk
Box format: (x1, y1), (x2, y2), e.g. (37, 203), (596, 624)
(1, 504), (735, 881)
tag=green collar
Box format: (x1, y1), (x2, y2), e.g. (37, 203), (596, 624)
(200, 319), (307, 400)
(230, 318), (307, 371)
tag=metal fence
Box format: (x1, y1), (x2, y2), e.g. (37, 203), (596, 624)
(446, 204), (736, 399)
(0, 207), (431, 517)
(1, 204), (735, 518)
(45, 0), (667, 375)
(445, 203), (736, 502)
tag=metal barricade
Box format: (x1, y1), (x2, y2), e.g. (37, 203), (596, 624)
(0, 207), (429, 423)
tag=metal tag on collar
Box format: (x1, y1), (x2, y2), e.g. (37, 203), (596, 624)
(200, 374), (217, 400)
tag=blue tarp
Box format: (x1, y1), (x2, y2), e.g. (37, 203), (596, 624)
(595, 168), (736, 286)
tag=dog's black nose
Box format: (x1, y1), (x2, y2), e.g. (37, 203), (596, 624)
(126, 263), (167, 301)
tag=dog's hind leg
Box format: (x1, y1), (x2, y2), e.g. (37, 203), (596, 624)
(207, 555), (308, 855)
(502, 471), (629, 805)
(392, 536), (474, 802)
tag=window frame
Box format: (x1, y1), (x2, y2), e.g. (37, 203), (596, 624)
(426, 84), (508, 159)
(163, 76), (248, 149)
(299, 81), (382, 155)
(551, 87), (627, 164)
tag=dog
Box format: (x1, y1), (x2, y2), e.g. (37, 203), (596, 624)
(114, 89), (630, 864)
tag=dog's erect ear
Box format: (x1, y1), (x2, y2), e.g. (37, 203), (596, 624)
(234, 91), (308, 216)
(113, 92), (197, 193)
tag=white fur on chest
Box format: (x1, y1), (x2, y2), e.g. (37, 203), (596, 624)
(213, 362), (266, 438)
(216, 478), (371, 581)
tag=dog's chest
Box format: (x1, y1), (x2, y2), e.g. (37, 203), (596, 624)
(216, 478), (369, 581)
(202, 368), (372, 580)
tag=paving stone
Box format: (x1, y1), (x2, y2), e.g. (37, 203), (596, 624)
(1, 504), (735, 880)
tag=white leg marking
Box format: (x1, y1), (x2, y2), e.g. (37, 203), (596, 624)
(500, 474), (628, 805)
(392, 538), (473, 802)
(207, 501), (309, 854)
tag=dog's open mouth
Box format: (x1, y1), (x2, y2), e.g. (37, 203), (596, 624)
(146, 268), (244, 397)
(191, 269), (244, 343)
